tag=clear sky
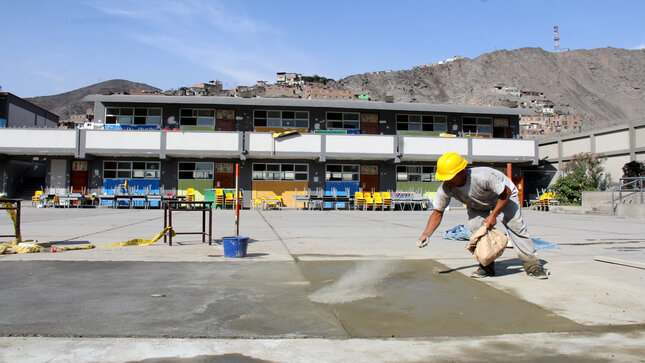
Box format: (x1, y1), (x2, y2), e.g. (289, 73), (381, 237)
(1, 0), (644, 98)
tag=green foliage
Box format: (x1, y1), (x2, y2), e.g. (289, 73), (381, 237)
(302, 74), (331, 84)
(551, 152), (612, 204)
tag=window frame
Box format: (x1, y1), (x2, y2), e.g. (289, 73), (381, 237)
(396, 165), (436, 182)
(105, 107), (162, 125)
(462, 116), (493, 136)
(253, 109), (309, 128)
(326, 112), (361, 130)
(178, 162), (214, 180)
(325, 164), (360, 181)
(103, 160), (161, 179)
(179, 108), (216, 127)
(396, 114), (447, 132)
(252, 163), (309, 181)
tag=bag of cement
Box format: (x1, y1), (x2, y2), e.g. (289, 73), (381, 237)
(465, 225), (508, 266)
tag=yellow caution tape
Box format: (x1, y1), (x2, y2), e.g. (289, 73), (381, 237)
(101, 227), (175, 247)
(1, 197), (174, 253)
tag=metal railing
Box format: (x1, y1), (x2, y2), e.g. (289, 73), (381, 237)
(611, 177), (645, 215)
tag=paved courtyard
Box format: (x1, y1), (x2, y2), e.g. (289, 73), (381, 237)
(0, 205), (644, 361)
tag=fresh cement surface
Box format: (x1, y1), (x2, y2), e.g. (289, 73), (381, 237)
(1, 205), (644, 361)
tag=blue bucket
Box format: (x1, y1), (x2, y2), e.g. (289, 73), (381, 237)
(222, 236), (249, 258)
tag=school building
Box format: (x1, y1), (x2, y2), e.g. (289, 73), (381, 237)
(0, 94), (537, 206)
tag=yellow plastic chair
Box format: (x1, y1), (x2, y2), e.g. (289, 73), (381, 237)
(215, 189), (224, 209)
(32, 190), (43, 207)
(365, 195), (374, 210)
(373, 192), (384, 210)
(225, 193), (234, 209)
(252, 198), (262, 209)
(382, 192), (392, 210)
(186, 188), (195, 202)
(354, 192), (364, 210)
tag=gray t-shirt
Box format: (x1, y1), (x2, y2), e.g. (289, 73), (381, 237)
(433, 167), (517, 211)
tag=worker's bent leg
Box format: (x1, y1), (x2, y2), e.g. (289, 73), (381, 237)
(501, 198), (541, 272)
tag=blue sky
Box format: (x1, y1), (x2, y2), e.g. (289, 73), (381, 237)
(1, 0), (644, 98)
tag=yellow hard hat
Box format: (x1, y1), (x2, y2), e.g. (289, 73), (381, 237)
(435, 152), (468, 181)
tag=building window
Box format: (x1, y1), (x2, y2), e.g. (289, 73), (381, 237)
(103, 161), (160, 179)
(178, 162), (213, 180)
(326, 164), (359, 181)
(105, 107), (162, 125)
(252, 163), (308, 181)
(396, 114), (447, 132)
(396, 165), (435, 182)
(180, 108), (216, 126)
(462, 117), (493, 135)
(326, 112), (360, 130)
(253, 110), (309, 128)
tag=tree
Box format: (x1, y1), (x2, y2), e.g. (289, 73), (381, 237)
(551, 152), (612, 204)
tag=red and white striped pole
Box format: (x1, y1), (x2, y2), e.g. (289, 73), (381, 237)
(234, 163), (240, 236)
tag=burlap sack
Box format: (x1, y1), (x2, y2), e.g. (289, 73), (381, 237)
(465, 225), (508, 266)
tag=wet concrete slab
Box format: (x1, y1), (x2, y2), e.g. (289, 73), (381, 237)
(297, 259), (581, 337)
(0, 259), (580, 339)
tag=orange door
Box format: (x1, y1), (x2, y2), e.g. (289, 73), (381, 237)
(360, 164), (379, 192)
(71, 161), (88, 193)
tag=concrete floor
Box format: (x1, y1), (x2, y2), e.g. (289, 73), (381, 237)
(1, 205), (644, 361)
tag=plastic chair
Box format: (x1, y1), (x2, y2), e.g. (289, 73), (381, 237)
(215, 189), (224, 209)
(186, 188), (195, 202)
(365, 195), (374, 210)
(382, 192), (392, 210)
(354, 192), (364, 210)
(32, 191), (43, 207)
(225, 193), (234, 209)
(252, 198), (262, 209)
(373, 192), (384, 210)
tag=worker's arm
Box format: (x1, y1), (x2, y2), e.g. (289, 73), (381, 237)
(417, 209), (444, 248)
(484, 185), (510, 229)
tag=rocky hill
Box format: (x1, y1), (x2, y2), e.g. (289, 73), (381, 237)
(26, 79), (161, 120)
(332, 47), (645, 125)
(25, 47), (645, 127)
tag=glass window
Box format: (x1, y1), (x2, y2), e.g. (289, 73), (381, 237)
(326, 164), (359, 181)
(326, 112), (360, 130)
(254, 110), (309, 128)
(252, 163), (308, 181)
(178, 162), (213, 180)
(397, 165), (436, 182)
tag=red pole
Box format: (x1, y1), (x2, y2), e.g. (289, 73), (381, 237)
(235, 163), (240, 236)
(507, 163), (512, 179)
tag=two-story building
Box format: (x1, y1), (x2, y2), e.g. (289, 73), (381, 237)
(0, 94), (537, 206)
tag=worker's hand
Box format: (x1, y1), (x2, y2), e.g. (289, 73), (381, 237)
(417, 236), (429, 248)
(483, 214), (497, 229)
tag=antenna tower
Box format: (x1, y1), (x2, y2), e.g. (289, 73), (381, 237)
(553, 26), (568, 52)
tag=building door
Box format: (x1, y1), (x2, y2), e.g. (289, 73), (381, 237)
(49, 159), (67, 194)
(360, 112), (379, 134)
(71, 160), (88, 193)
(216, 109), (236, 131)
(214, 163), (235, 188)
(493, 118), (510, 138)
(360, 164), (379, 192)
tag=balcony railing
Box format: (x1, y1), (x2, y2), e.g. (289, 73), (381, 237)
(0, 129), (537, 164)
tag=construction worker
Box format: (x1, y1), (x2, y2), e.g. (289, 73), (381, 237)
(417, 152), (548, 279)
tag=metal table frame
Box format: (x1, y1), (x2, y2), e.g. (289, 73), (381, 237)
(0, 198), (21, 240)
(163, 200), (213, 246)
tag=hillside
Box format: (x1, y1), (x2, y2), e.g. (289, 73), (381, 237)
(332, 47), (645, 125)
(24, 47), (645, 127)
(26, 80), (161, 120)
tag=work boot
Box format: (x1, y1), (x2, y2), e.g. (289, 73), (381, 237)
(527, 266), (549, 279)
(471, 262), (495, 278)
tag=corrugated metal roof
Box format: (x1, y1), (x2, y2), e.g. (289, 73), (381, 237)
(82, 94), (532, 116)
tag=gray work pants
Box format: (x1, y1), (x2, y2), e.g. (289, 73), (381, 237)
(467, 196), (541, 272)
